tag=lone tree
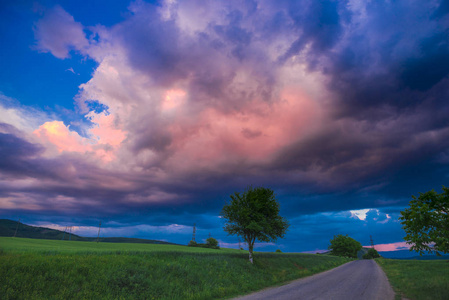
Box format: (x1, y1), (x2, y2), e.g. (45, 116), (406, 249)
(328, 234), (362, 258)
(221, 186), (289, 263)
(400, 186), (449, 255)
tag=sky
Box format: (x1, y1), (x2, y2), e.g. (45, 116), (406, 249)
(1, 0), (449, 253)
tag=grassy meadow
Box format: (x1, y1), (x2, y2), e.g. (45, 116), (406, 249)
(0, 236), (238, 254)
(377, 257), (449, 300)
(1, 237), (352, 299)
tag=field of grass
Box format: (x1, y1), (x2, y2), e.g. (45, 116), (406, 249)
(377, 258), (449, 300)
(1, 237), (351, 299)
(0, 237), (238, 254)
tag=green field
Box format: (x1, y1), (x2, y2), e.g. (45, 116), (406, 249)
(0, 237), (237, 254)
(377, 258), (449, 300)
(1, 237), (351, 299)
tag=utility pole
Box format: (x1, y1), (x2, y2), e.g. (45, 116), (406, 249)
(208, 232), (211, 238)
(68, 226), (72, 241)
(370, 235), (375, 249)
(62, 226), (68, 240)
(13, 217), (20, 237)
(96, 221), (102, 243)
(192, 223), (196, 242)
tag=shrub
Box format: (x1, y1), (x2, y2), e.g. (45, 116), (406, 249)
(188, 238), (219, 249)
(206, 237), (219, 248)
(275, 249), (282, 253)
(328, 234), (362, 258)
(363, 248), (380, 259)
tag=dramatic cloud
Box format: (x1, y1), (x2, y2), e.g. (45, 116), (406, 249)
(1, 0), (449, 251)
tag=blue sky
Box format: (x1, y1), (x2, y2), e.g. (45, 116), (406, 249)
(1, 0), (449, 253)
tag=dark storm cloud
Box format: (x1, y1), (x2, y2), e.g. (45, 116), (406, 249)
(282, 0), (344, 62)
(117, 7), (184, 87)
(308, 1), (449, 114)
(255, 0), (449, 205)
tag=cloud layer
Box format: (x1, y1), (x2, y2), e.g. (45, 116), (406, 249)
(1, 0), (449, 251)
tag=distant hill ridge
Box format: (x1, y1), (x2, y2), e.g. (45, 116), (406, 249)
(0, 219), (178, 245)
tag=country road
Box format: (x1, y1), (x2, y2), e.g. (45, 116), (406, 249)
(233, 260), (395, 300)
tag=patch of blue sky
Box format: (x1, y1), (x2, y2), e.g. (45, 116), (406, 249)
(85, 99), (109, 115)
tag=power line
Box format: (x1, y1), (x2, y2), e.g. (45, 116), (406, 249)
(370, 235), (375, 249)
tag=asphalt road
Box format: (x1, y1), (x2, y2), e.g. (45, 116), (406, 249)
(233, 260), (395, 300)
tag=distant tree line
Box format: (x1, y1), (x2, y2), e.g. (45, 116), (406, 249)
(188, 237), (220, 249)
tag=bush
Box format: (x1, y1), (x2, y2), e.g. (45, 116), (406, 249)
(188, 238), (219, 249)
(328, 234), (362, 258)
(275, 249), (282, 253)
(363, 248), (380, 259)
(206, 237), (219, 248)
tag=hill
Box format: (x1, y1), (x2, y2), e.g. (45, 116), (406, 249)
(379, 249), (449, 260)
(0, 219), (178, 245)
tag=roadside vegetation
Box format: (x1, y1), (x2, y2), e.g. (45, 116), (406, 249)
(399, 186), (449, 255)
(1, 237), (351, 299)
(362, 248), (380, 259)
(328, 234), (362, 258)
(377, 258), (449, 300)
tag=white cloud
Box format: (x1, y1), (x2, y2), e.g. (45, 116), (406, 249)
(350, 208), (370, 220)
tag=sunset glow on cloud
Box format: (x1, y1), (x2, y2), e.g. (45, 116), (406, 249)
(1, 0), (449, 252)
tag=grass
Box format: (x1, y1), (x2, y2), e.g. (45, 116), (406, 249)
(1, 237), (352, 299)
(376, 257), (449, 300)
(0, 237), (238, 254)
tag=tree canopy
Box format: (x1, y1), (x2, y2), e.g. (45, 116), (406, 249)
(221, 186), (289, 263)
(206, 237), (219, 248)
(328, 234), (362, 258)
(363, 248), (380, 259)
(400, 186), (449, 255)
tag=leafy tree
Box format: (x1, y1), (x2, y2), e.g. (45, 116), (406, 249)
(363, 248), (380, 259)
(400, 187), (449, 255)
(206, 237), (219, 248)
(221, 186), (289, 263)
(188, 240), (197, 247)
(328, 234), (362, 258)
(275, 249), (282, 253)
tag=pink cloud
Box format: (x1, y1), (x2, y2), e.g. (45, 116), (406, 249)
(33, 121), (91, 154)
(162, 86), (322, 172)
(33, 118), (125, 162)
(33, 5), (88, 59)
(88, 112), (126, 146)
(369, 242), (412, 252)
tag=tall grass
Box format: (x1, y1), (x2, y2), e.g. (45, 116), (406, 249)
(1, 237), (351, 299)
(377, 258), (449, 300)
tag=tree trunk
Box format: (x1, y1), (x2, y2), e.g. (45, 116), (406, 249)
(248, 244), (254, 264)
